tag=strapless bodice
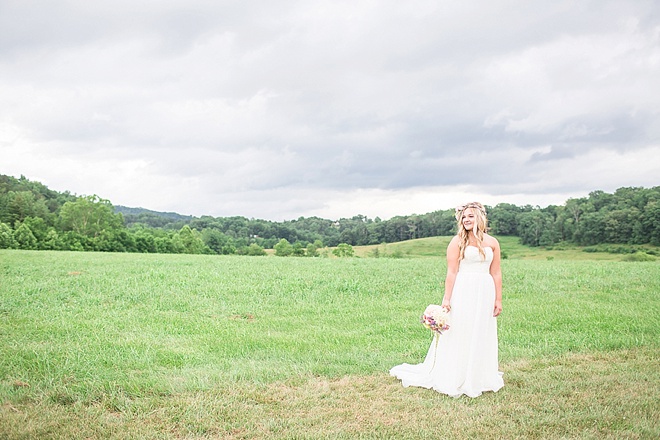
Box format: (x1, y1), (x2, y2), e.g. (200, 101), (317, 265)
(458, 246), (493, 274)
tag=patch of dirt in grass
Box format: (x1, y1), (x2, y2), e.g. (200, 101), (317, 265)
(12, 380), (30, 388)
(228, 314), (256, 321)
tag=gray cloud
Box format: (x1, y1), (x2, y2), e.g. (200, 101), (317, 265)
(1, 0), (659, 220)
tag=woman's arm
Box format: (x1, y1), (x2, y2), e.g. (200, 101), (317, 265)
(442, 237), (460, 310)
(489, 237), (503, 317)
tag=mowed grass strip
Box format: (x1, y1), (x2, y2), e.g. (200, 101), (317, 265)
(1, 348), (656, 439)
(1, 249), (658, 439)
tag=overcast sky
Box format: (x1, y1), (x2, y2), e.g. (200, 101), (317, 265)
(1, 1), (659, 221)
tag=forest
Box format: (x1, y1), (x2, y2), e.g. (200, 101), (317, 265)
(1, 174), (659, 255)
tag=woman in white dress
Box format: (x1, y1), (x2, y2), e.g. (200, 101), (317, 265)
(390, 202), (504, 398)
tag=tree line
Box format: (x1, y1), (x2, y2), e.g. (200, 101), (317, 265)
(1, 174), (659, 255)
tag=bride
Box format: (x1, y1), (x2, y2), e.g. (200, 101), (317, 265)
(390, 202), (504, 398)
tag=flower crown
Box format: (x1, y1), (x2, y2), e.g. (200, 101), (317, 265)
(455, 202), (486, 218)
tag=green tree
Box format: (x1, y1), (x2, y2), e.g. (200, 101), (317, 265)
(245, 243), (267, 256)
(642, 200), (660, 246)
(21, 216), (49, 248)
(60, 231), (91, 251)
(274, 238), (293, 256)
(42, 228), (61, 250)
(573, 211), (606, 246)
(489, 203), (525, 236)
(306, 242), (319, 257)
(99, 229), (135, 252)
(517, 209), (556, 247)
(0, 222), (17, 249)
(201, 229), (236, 255)
(132, 230), (158, 253)
(1, 190), (50, 226)
(292, 242), (306, 256)
(333, 243), (354, 257)
(603, 209), (637, 244)
(176, 225), (210, 254)
(588, 190), (614, 211)
(155, 234), (179, 253)
(58, 195), (123, 239)
(14, 222), (37, 250)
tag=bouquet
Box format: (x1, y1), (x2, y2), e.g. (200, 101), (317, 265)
(421, 304), (450, 336)
(421, 304), (450, 370)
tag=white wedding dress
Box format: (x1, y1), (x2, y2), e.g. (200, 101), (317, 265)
(390, 246), (504, 398)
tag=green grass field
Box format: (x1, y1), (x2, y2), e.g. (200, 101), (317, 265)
(1, 239), (659, 439)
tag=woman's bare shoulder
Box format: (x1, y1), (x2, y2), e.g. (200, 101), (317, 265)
(483, 234), (500, 249)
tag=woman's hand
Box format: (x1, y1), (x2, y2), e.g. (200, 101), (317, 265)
(441, 298), (451, 312)
(493, 300), (502, 317)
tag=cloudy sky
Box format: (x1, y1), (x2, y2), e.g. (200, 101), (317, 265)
(1, 1), (659, 221)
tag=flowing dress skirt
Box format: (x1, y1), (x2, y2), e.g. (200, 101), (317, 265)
(390, 247), (504, 397)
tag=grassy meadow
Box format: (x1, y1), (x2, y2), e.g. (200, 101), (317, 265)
(1, 239), (659, 439)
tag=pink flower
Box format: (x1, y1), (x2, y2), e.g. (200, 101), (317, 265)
(421, 304), (450, 335)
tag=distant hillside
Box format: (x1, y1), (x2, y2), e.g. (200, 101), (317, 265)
(2, 173), (660, 255)
(114, 205), (195, 229)
(114, 205), (194, 222)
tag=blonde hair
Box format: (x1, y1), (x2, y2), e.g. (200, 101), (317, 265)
(455, 202), (488, 260)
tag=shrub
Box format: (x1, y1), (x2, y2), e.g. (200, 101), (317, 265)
(332, 243), (354, 257)
(0, 222), (17, 249)
(245, 243), (267, 256)
(622, 252), (656, 262)
(274, 239), (293, 256)
(387, 249), (404, 259)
